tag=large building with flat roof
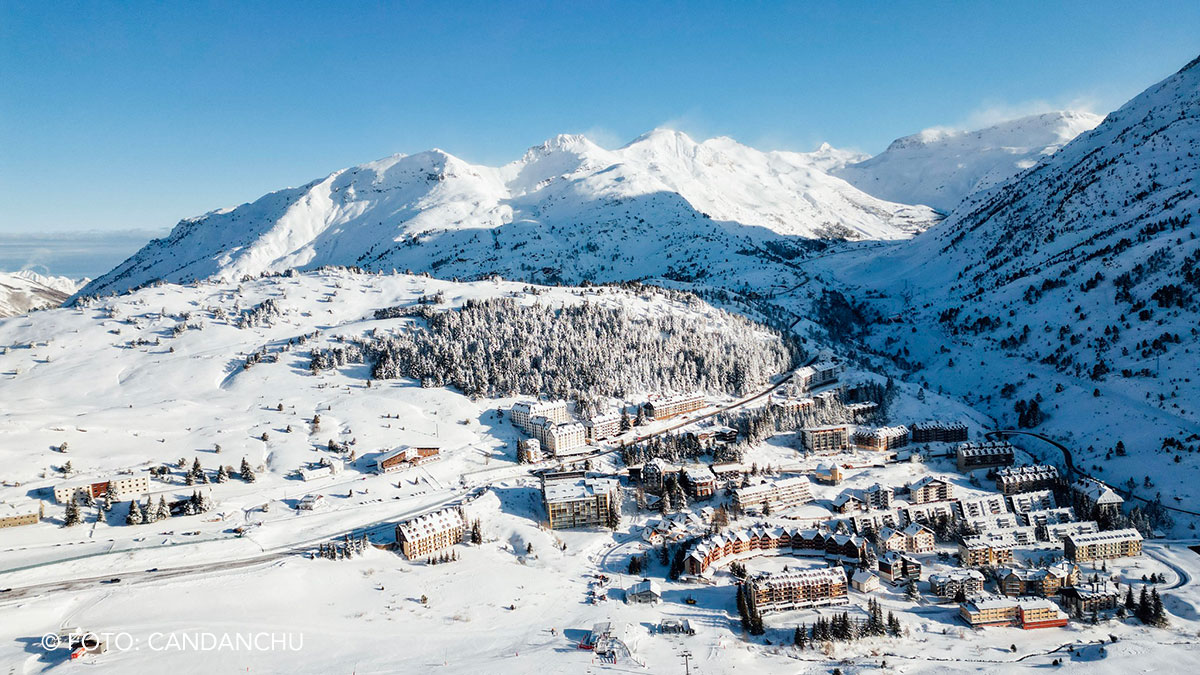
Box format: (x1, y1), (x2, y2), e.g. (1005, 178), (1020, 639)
(53, 475), (149, 504)
(0, 500), (43, 529)
(542, 474), (619, 530)
(1064, 528), (1143, 562)
(732, 476), (813, 514)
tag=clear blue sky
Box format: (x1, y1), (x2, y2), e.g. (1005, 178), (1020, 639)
(2, 1), (1198, 234)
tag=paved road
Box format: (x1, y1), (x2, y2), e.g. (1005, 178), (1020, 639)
(1144, 542), (1193, 592)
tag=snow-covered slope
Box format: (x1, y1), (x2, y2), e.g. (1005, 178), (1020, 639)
(793, 54), (1200, 513)
(76, 131), (939, 299)
(0, 271), (86, 317)
(835, 111), (1102, 212)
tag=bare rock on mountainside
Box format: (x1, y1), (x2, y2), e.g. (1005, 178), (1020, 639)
(0, 271), (86, 317)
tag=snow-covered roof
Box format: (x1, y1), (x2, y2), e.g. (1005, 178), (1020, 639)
(1066, 528), (1142, 546)
(542, 476), (618, 503)
(397, 507), (463, 541)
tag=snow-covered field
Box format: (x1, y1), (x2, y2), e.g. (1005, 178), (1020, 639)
(1, 270), (1197, 673)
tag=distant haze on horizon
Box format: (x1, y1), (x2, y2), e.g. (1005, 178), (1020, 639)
(2, 2), (1198, 242)
(0, 231), (165, 279)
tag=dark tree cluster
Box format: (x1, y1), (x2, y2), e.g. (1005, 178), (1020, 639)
(311, 295), (800, 401)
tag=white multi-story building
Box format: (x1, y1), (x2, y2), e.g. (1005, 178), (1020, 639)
(541, 422), (587, 456)
(791, 361), (843, 392)
(53, 474), (150, 504)
(510, 400), (569, 435)
(396, 507), (465, 559)
(864, 483), (894, 510)
(801, 425), (850, 454)
(852, 425), (911, 451)
(543, 474), (619, 530)
(732, 477), (813, 513)
(643, 393), (705, 421)
(584, 412), (622, 441)
(745, 567), (848, 613)
(1009, 490), (1057, 514)
(0, 500), (43, 529)
(958, 494), (1009, 519)
(517, 438), (543, 464)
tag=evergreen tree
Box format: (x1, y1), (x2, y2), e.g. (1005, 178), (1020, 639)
(126, 499), (143, 525)
(156, 496), (171, 521)
(143, 496), (157, 523)
(605, 501), (621, 530)
(1137, 586), (1152, 623)
(905, 578), (920, 602)
(216, 465), (229, 483)
(886, 611), (901, 636)
(63, 500), (82, 527)
(794, 623), (806, 648)
(1151, 588), (1167, 627)
(240, 457), (256, 482)
(1124, 585), (1137, 611)
(736, 584), (751, 630)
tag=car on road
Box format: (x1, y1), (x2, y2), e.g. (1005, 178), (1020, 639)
(145, 568), (159, 572)
(101, 578), (121, 584)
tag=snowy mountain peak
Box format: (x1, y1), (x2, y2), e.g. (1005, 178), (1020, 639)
(0, 271), (86, 317)
(836, 110), (1103, 212)
(76, 131), (939, 300)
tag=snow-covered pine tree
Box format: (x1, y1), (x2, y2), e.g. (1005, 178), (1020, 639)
(126, 500), (143, 525)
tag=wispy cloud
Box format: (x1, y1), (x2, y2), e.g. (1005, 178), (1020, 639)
(957, 95), (1102, 130)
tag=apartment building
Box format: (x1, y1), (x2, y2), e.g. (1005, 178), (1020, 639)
(744, 567), (849, 614)
(852, 425), (911, 452)
(732, 476), (813, 514)
(1070, 478), (1125, 520)
(396, 507), (465, 559)
(995, 465), (1063, 495)
(643, 392), (705, 421)
(517, 438), (543, 464)
(510, 400), (569, 434)
(910, 421), (969, 444)
(1009, 490), (1057, 514)
(1059, 580), (1122, 616)
(1044, 520), (1099, 542)
(958, 539), (1016, 568)
(849, 509), (903, 535)
(53, 474), (150, 504)
(999, 562), (1079, 597)
(956, 441), (1016, 471)
(908, 476), (954, 504)
(929, 569), (985, 599)
(1064, 528), (1143, 562)
(864, 483), (894, 510)
(801, 425), (850, 454)
(375, 446), (441, 474)
(959, 596), (1069, 629)
(540, 421), (587, 455)
(958, 494), (1008, 519)
(584, 412), (622, 441)
(903, 522), (936, 552)
(542, 474), (619, 530)
(878, 552), (921, 583)
(0, 500), (43, 529)
(681, 465), (717, 500)
(791, 361), (843, 392)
